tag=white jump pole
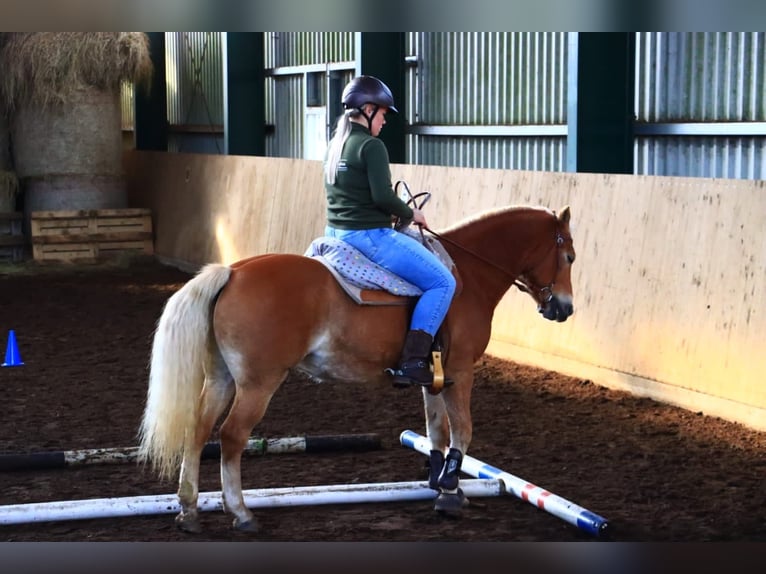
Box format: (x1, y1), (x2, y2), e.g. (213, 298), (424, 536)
(399, 430), (609, 538)
(0, 479), (505, 526)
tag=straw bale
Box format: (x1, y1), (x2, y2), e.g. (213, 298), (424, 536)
(0, 32), (152, 111)
(11, 88), (123, 178)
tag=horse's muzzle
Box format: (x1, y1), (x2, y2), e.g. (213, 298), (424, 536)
(539, 296), (574, 322)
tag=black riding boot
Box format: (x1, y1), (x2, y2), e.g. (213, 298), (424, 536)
(390, 329), (434, 388)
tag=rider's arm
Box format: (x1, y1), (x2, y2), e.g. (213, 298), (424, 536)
(363, 138), (414, 221)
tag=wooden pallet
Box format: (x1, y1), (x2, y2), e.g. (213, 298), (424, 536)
(30, 208), (153, 263)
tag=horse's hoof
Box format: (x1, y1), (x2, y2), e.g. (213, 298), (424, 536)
(433, 488), (468, 516)
(232, 517), (260, 533)
(175, 513), (203, 534)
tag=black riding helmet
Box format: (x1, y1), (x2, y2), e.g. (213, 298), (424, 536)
(341, 75), (399, 113)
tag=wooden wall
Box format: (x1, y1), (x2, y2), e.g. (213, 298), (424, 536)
(124, 150), (766, 432)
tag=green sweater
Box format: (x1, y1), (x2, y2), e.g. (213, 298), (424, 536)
(325, 123), (414, 230)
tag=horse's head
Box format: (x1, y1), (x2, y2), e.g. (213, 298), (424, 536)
(515, 206), (575, 322)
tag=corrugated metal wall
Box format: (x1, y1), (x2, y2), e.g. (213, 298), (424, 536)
(265, 32), (354, 67)
(121, 32), (765, 181)
(410, 33), (567, 125)
(266, 75), (304, 158)
(635, 32), (766, 179)
(406, 32), (568, 171)
(165, 32), (224, 154)
(120, 33), (226, 154)
(264, 32), (355, 158)
(120, 81), (133, 132)
(636, 33), (764, 122)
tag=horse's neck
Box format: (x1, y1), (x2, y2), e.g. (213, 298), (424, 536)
(445, 210), (549, 305)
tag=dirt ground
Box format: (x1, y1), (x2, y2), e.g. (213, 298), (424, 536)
(0, 257), (765, 542)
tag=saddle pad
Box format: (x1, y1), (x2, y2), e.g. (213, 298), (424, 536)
(304, 229), (455, 303)
(305, 236), (423, 296)
(312, 256), (414, 306)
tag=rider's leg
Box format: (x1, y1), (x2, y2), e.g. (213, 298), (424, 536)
(324, 227), (456, 386)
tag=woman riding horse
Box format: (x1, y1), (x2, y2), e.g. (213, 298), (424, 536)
(323, 75), (457, 389)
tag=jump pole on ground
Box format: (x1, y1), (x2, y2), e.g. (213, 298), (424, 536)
(0, 433), (382, 472)
(0, 479), (505, 525)
(399, 429), (610, 538)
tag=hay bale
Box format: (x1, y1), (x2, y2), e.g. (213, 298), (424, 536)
(11, 88), (123, 178)
(0, 33), (152, 213)
(0, 33), (152, 111)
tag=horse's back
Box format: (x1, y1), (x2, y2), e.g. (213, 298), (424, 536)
(214, 253), (411, 380)
(220, 253), (340, 323)
(223, 253), (412, 322)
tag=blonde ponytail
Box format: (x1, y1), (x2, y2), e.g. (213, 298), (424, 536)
(324, 110), (356, 185)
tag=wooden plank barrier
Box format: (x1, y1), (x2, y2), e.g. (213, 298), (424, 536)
(123, 150), (766, 432)
(30, 208), (153, 263)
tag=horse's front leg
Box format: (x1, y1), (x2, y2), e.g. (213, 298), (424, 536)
(423, 372), (474, 515)
(422, 390), (449, 489)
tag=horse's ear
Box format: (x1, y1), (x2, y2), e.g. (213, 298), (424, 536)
(558, 205), (571, 225)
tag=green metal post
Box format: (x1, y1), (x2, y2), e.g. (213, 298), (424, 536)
(134, 32), (168, 151)
(354, 33), (406, 164)
(224, 32), (266, 156)
(567, 33), (635, 174)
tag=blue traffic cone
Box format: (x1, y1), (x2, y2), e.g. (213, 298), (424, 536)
(2, 330), (24, 367)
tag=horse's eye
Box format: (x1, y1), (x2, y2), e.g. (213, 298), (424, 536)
(566, 253), (575, 264)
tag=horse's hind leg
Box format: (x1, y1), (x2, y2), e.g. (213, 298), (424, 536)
(218, 370), (287, 532)
(176, 354), (235, 533)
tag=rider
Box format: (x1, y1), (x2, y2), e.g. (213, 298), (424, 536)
(323, 75), (456, 388)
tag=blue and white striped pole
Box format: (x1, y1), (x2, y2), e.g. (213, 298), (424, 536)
(400, 429), (609, 538)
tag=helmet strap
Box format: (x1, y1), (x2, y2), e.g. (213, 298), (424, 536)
(357, 104), (379, 132)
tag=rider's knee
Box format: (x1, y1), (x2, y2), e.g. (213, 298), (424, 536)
(443, 271), (457, 295)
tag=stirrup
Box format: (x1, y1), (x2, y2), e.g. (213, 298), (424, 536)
(384, 365), (431, 389)
(384, 350), (452, 392)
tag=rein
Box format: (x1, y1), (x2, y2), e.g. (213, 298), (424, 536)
(421, 226), (518, 282)
(420, 224), (562, 305)
(394, 180), (559, 303)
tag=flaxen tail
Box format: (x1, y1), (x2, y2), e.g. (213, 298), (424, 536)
(137, 263), (232, 479)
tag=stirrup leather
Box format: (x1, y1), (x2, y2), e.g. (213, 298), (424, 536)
(431, 350), (445, 393)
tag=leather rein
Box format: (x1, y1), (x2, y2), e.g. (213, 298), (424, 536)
(422, 226), (559, 304)
(393, 181), (560, 304)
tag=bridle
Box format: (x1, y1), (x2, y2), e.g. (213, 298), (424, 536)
(392, 182), (565, 306)
(512, 232), (565, 307)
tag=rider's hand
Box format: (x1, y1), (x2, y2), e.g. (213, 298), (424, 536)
(411, 208), (428, 227)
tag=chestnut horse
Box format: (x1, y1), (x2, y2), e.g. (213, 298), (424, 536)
(138, 204), (576, 533)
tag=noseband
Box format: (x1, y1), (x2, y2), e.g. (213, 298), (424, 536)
(513, 231), (565, 306)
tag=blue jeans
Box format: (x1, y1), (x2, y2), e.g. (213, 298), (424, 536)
(325, 226), (456, 337)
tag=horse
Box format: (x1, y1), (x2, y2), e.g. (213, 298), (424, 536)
(137, 204), (576, 533)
